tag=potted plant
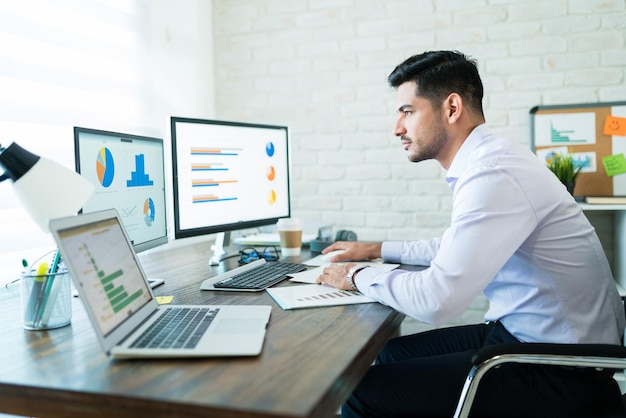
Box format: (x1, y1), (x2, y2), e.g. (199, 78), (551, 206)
(547, 153), (582, 195)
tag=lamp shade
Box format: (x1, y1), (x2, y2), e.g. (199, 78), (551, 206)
(0, 142), (94, 232)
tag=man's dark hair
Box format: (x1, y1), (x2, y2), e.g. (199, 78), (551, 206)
(388, 50), (484, 116)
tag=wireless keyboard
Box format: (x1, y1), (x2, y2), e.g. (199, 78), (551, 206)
(208, 259), (308, 291)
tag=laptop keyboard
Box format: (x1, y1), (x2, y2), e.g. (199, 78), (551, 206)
(130, 307), (220, 350)
(213, 261), (308, 290)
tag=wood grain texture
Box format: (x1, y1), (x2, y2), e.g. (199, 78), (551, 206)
(0, 242), (404, 417)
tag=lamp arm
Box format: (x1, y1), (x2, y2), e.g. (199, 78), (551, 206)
(0, 144), (9, 181)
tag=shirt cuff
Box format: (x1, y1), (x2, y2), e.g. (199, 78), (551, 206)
(353, 265), (379, 294)
(381, 241), (403, 263)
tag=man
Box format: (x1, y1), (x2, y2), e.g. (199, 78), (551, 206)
(317, 51), (625, 417)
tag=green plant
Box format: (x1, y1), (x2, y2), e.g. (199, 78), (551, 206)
(547, 154), (582, 183)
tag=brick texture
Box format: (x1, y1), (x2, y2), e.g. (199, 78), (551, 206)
(212, 0), (626, 242)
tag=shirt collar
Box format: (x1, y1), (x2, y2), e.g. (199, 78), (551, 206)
(445, 124), (491, 189)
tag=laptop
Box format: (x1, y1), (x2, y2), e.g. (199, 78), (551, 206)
(49, 208), (272, 359)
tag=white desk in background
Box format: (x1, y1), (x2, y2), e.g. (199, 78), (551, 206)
(579, 203), (626, 295)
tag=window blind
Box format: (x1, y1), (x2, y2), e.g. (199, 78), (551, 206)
(0, 0), (155, 286)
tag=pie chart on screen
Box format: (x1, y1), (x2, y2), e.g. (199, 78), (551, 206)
(268, 190), (277, 205)
(96, 147), (115, 187)
(144, 198), (156, 226)
(266, 165), (275, 181)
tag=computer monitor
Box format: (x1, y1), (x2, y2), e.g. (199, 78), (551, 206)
(74, 127), (168, 284)
(170, 117), (291, 265)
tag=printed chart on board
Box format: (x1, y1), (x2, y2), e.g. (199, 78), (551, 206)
(531, 101), (626, 197)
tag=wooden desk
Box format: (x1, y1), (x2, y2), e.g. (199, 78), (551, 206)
(0, 241), (404, 418)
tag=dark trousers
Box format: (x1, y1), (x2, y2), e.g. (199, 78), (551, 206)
(342, 322), (623, 418)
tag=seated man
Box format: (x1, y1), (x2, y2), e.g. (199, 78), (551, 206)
(317, 50), (625, 418)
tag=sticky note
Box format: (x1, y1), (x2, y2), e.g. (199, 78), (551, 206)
(603, 115), (626, 136)
(602, 154), (626, 177)
(156, 296), (174, 305)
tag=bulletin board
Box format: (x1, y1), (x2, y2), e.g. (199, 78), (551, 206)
(530, 101), (626, 197)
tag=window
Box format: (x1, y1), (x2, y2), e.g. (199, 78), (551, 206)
(0, 0), (156, 286)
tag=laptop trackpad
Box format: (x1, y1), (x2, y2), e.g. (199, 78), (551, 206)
(215, 318), (265, 334)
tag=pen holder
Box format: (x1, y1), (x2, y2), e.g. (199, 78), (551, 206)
(21, 268), (72, 330)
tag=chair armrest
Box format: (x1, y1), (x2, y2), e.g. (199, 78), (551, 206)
(473, 343), (626, 365)
(455, 343), (626, 418)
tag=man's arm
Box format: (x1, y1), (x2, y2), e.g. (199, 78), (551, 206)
(317, 166), (539, 325)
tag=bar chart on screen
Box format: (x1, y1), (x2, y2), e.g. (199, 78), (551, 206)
(80, 242), (145, 323)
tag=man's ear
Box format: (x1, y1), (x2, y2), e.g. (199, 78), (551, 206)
(444, 93), (463, 123)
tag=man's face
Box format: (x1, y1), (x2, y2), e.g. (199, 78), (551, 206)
(393, 81), (448, 163)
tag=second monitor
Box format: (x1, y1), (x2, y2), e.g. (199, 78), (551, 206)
(74, 126), (168, 287)
(170, 117), (292, 265)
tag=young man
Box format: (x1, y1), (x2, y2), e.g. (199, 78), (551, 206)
(317, 51), (625, 417)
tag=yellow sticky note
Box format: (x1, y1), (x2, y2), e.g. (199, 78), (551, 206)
(602, 154), (626, 177)
(156, 296), (174, 305)
(604, 115), (626, 137)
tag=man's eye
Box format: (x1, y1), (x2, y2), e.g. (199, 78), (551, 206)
(403, 110), (413, 116)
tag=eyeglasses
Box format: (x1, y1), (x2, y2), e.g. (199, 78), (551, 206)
(238, 247), (280, 264)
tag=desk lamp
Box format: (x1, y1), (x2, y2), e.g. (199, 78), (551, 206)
(0, 142), (94, 232)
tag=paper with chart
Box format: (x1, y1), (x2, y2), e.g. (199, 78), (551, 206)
(266, 284), (376, 310)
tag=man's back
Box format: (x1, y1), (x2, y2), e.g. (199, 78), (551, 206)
(459, 130), (625, 344)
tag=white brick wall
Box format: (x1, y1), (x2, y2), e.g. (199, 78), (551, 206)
(212, 0), (626, 241)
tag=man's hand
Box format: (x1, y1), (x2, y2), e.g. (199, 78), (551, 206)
(321, 241), (383, 262)
(315, 263), (357, 290)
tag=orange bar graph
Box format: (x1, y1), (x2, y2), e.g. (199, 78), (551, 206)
(192, 179), (238, 186)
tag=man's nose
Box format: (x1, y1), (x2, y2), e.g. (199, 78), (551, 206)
(392, 116), (406, 137)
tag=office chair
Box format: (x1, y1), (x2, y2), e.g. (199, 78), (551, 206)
(454, 302), (626, 418)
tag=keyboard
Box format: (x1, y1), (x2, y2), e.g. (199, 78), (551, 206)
(130, 307), (220, 349)
(212, 260), (308, 291)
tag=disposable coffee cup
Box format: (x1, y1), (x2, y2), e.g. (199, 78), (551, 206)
(277, 218), (303, 257)
(21, 267), (72, 330)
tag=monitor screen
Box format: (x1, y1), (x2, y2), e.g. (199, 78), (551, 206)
(74, 127), (168, 254)
(170, 117), (291, 241)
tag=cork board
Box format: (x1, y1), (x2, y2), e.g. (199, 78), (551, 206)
(530, 102), (626, 197)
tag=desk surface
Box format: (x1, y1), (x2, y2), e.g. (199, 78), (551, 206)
(0, 241), (405, 418)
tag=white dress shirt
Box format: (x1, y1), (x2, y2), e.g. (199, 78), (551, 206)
(355, 124), (625, 344)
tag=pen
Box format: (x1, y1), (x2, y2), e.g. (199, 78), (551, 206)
(36, 262), (48, 275)
(41, 260), (65, 327)
(36, 251), (62, 326)
(25, 261), (48, 327)
(49, 250), (61, 274)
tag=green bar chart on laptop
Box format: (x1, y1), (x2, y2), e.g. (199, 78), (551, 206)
(83, 243), (144, 317)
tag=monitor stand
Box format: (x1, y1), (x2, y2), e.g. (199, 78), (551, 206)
(209, 231), (238, 265)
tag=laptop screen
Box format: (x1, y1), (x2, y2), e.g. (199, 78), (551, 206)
(56, 215), (152, 337)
